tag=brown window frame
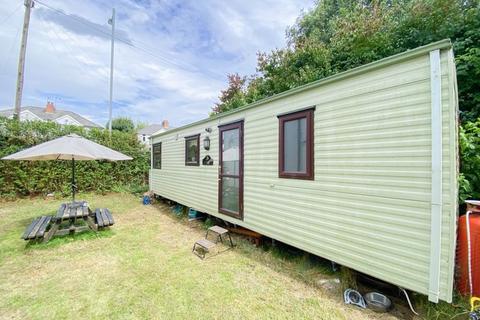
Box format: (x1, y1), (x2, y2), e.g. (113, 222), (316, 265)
(185, 134), (200, 166)
(278, 108), (314, 180)
(152, 142), (162, 169)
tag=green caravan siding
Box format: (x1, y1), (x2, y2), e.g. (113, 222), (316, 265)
(150, 40), (458, 302)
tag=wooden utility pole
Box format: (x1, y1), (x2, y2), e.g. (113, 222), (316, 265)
(107, 8), (115, 135)
(14, 0), (34, 121)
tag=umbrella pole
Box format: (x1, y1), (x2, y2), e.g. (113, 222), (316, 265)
(71, 157), (75, 203)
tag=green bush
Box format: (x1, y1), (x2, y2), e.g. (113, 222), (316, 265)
(460, 119), (480, 202)
(0, 117), (149, 198)
(108, 117), (135, 133)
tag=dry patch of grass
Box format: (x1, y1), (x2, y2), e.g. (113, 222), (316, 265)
(0, 193), (412, 319)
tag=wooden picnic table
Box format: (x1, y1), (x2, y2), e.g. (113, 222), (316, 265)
(43, 201), (98, 242)
(22, 201), (114, 242)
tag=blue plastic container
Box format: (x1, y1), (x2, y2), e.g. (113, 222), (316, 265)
(172, 204), (183, 215)
(188, 208), (203, 221)
(142, 195), (151, 205)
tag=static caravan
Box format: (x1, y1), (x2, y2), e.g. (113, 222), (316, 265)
(150, 39), (459, 303)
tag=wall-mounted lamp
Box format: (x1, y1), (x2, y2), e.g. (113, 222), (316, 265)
(205, 127), (212, 133)
(203, 136), (210, 150)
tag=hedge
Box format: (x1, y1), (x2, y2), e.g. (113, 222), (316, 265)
(2, 115), (478, 203)
(0, 117), (150, 198)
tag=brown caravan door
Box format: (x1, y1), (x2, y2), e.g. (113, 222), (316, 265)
(218, 121), (244, 220)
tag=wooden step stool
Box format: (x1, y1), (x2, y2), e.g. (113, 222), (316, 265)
(192, 225), (234, 259)
(206, 225), (234, 248)
(192, 239), (216, 259)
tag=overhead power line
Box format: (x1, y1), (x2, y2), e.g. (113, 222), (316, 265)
(0, 25), (21, 76)
(34, 0), (226, 81)
(0, 1), (23, 28)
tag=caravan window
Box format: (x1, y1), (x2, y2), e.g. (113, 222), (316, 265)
(152, 143), (162, 169)
(185, 134), (200, 166)
(278, 109), (314, 180)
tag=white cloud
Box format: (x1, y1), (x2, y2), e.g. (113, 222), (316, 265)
(0, 0), (312, 127)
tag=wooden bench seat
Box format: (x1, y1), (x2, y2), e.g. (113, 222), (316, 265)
(94, 208), (114, 228)
(22, 216), (52, 240)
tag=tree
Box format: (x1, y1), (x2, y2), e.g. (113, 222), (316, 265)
(212, 0), (479, 120)
(211, 0), (480, 201)
(212, 74), (247, 114)
(135, 121), (149, 131)
(108, 117), (135, 133)
(453, 4), (480, 121)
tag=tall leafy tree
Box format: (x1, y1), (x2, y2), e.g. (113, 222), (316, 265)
(212, 0), (480, 201)
(213, 0), (478, 119)
(453, 4), (480, 121)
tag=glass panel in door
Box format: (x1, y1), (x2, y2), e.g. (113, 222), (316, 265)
(222, 128), (240, 175)
(221, 177), (239, 213)
(219, 122), (243, 218)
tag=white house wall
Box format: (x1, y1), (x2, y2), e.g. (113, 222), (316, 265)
(19, 110), (43, 122)
(54, 115), (81, 126)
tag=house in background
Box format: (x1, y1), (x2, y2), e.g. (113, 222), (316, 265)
(0, 102), (102, 129)
(137, 120), (170, 147)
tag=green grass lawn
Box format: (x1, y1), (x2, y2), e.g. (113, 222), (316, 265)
(0, 193), (467, 319)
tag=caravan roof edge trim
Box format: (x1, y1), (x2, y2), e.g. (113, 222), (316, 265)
(152, 39), (452, 138)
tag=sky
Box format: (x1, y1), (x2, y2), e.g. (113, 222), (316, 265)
(0, 0), (312, 128)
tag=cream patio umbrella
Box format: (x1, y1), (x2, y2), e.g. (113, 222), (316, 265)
(2, 134), (132, 201)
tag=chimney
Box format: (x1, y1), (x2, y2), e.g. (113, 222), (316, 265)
(161, 119), (169, 129)
(45, 101), (56, 113)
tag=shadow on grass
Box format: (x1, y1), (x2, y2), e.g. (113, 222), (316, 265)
(25, 229), (115, 250)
